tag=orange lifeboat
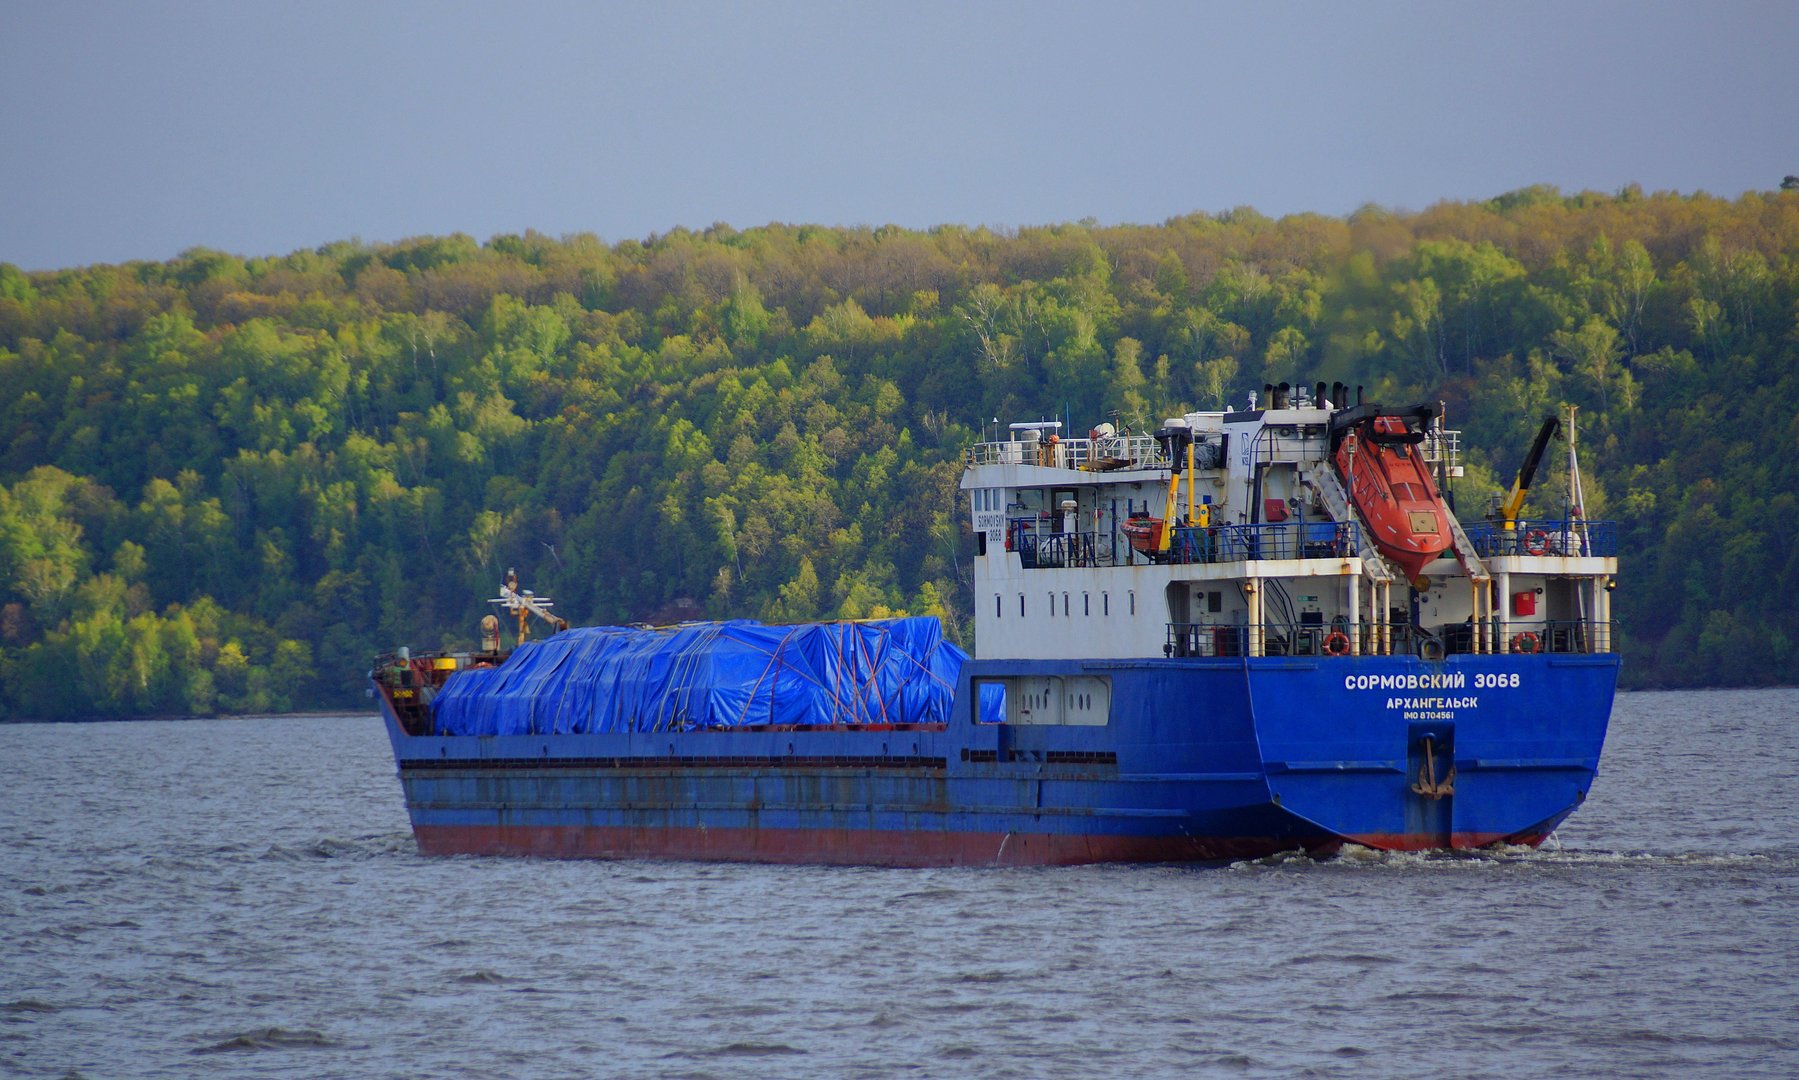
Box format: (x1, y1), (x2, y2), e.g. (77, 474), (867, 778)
(1331, 406), (1452, 584)
(1120, 512), (1166, 556)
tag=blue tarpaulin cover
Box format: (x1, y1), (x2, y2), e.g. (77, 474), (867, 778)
(429, 618), (968, 736)
(978, 681), (1007, 724)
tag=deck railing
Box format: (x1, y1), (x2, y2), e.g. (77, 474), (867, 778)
(1463, 518), (1616, 558)
(1168, 522), (1359, 564)
(968, 427), (1461, 473)
(1008, 518), (1362, 568)
(1012, 528), (1101, 569)
(1164, 617), (1614, 658)
(966, 435), (1167, 470)
(1420, 427), (1463, 473)
(1008, 517), (1616, 567)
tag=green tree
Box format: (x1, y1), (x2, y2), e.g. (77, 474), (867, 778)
(1551, 317), (1624, 412)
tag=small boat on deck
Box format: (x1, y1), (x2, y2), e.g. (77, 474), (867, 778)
(1120, 512), (1165, 556)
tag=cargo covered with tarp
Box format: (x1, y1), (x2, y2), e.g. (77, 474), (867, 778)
(429, 618), (968, 736)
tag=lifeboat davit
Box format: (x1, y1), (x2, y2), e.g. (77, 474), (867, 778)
(1331, 406), (1452, 584)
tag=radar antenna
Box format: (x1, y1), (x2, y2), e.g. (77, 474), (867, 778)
(490, 567), (569, 646)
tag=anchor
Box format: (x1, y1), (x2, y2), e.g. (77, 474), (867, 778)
(1410, 734), (1456, 799)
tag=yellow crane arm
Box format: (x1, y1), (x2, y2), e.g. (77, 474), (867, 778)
(1501, 417), (1560, 528)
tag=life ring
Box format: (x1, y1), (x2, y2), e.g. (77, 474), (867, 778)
(1511, 631), (1541, 654)
(1323, 631), (1352, 657)
(1523, 528), (1550, 555)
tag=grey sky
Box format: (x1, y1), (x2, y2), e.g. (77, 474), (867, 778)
(2, 1), (1793, 270)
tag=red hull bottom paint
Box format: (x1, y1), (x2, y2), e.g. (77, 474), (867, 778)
(1343, 830), (1551, 852)
(412, 824), (1318, 867)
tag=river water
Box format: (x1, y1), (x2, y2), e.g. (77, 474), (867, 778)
(3, 689), (1795, 1079)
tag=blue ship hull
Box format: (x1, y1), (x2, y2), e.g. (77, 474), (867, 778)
(378, 652), (1618, 865)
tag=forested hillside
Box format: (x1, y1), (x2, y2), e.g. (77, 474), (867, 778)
(3, 186), (1796, 716)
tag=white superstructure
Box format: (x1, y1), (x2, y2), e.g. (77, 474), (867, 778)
(961, 388), (1617, 664)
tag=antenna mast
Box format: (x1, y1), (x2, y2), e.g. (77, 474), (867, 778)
(491, 567), (569, 646)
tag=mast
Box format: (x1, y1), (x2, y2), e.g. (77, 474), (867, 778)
(1565, 404), (1589, 557)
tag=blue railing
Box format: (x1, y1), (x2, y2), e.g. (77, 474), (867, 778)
(1463, 519), (1616, 558)
(1010, 521), (1100, 569)
(1009, 517), (1362, 568)
(1165, 521), (1359, 565)
(1009, 516), (1619, 568)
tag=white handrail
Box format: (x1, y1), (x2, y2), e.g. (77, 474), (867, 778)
(965, 435), (1166, 470)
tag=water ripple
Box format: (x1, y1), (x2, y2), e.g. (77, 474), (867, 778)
(191, 1027), (339, 1054)
(1, 693), (1796, 1079)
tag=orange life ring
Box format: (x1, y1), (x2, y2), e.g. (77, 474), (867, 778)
(1323, 631), (1352, 657)
(1511, 631), (1541, 654)
(1524, 528), (1550, 555)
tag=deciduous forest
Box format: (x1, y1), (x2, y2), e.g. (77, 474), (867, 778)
(3, 185), (1796, 716)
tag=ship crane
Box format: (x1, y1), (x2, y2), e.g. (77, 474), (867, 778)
(1498, 415), (1562, 532)
(490, 567), (568, 647)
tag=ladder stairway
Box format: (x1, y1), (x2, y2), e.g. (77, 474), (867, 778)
(1311, 467), (1401, 584)
(1442, 510), (1489, 582)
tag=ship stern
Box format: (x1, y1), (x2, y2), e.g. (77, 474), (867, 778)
(1248, 653), (1618, 851)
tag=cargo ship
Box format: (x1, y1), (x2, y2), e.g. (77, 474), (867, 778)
(373, 384), (1619, 865)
